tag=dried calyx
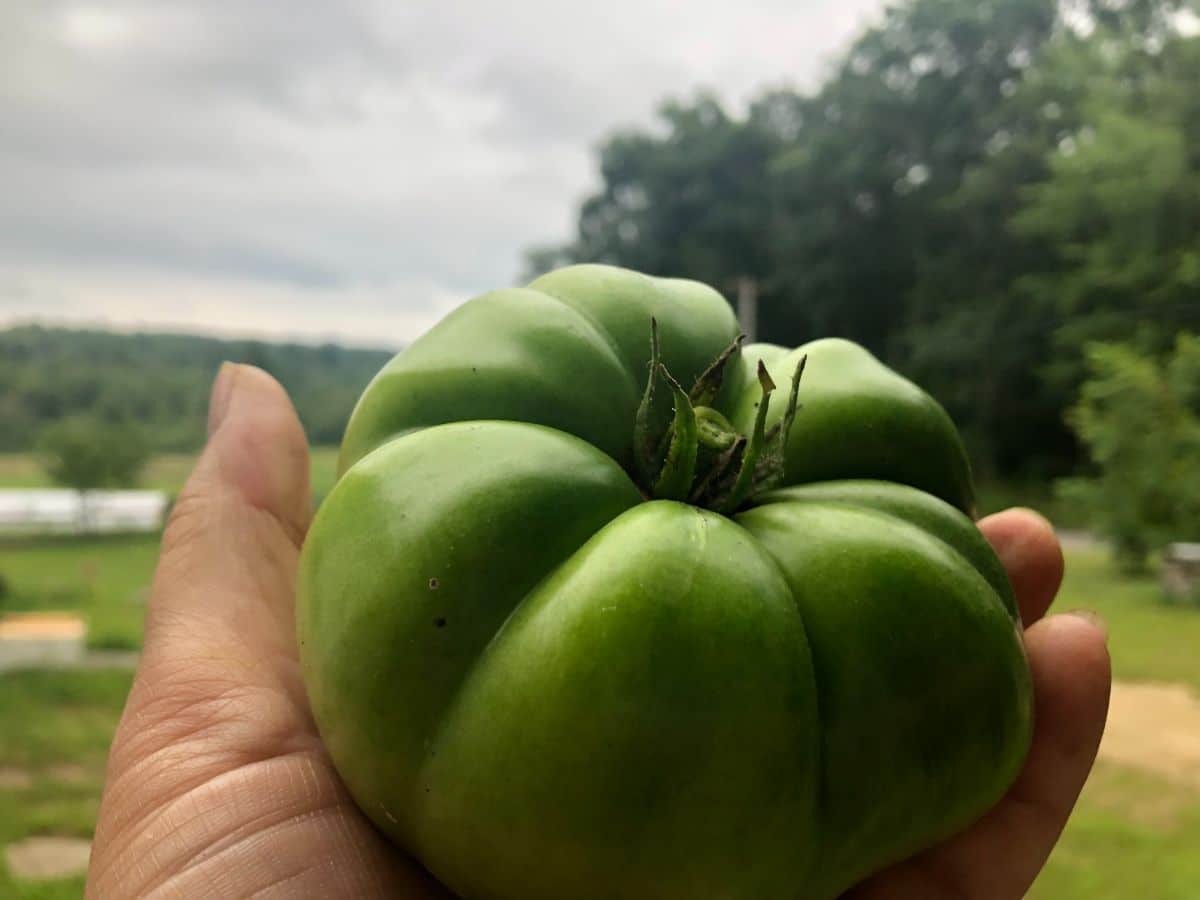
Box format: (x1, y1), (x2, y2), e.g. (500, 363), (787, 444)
(633, 319), (806, 513)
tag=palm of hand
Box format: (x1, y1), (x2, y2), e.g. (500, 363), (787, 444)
(86, 366), (1109, 900)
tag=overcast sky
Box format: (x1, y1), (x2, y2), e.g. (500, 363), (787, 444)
(1, 1), (885, 348)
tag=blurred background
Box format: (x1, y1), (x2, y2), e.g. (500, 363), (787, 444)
(2, 0), (1199, 896)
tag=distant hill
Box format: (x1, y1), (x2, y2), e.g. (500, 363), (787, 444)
(0, 325), (395, 452)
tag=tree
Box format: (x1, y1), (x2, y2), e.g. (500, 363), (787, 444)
(525, 92), (780, 310)
(907, 18), (1199, 477)
(1059, 335), (1200, 570)
(767, 0), (1062, 352)
(37, 417), (150, 530)
(1010, 31), (1200, 388)
(897, 26), (1101, 477)
(530, 0), (1195, 480)
(0, 326), (393, 452)
(536, 0), (1076, 468)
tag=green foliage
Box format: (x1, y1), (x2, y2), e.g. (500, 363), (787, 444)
(1059, 336), (1200, 570)
(906, 13), (1200, 475)
(536, 0), (1193, 480)
(0, 326), (392, 453)
(526, 92), (779, 297)
(1010, 32), (1200, 387)
(974, 476), (1086, 528)
(37, 417), (149, 492)
(540, 0), (1067, 405)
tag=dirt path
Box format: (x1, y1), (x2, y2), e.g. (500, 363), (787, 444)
(1098, 681), (1200, 788)
(4, 837), (91, 880)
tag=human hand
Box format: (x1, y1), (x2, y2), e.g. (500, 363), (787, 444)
(86, 364), (1110, 899)
(86, 364), (450, 898)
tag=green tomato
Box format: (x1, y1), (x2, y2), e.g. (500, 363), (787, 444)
(298, 264), (1032, 900)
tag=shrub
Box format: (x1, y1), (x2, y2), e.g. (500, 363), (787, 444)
(1059, 335), (1200, 571)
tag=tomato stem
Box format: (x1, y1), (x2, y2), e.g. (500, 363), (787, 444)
(633, 319), (663, 486)
(717, 362), (775, 513)
(651, 365), (699, 501)
(689, 333), (744, 407)
(633, 326), (806, 512)
(750, 354), (808, 495)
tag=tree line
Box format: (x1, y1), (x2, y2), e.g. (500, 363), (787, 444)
(528, 0), (1200, 481)
(0, 325), (392, 453)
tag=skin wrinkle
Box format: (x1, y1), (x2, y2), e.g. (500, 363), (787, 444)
(122, 669), (300, 757)
(96, 743), (391, 898)
(242, 863), (330, 900)
(173, 754), (333, 873)
(97, 630), (308, 880)
(97, 728), (233, 842)
(93, 740), (292, 888)
(136, 757), (342, 897)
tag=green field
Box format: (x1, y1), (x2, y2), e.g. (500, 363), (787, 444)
(0, 448), (339, 650)
(1029, 547), (1200, 899)
(1031, 762), (1200, 899)
(1, 533), (160, 650)
(1, 459), (1198, 897)
(0, 447), (341, 500)
(0, 670), (132, 899)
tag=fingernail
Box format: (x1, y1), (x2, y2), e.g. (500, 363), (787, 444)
(1065, 608), (1108, 642)
(207, 362), (238, 437)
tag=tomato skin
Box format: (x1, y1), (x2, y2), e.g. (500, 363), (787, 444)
(737, 481), (1030, 897)
(298, 265), (1031, 900)
(337, 265), (972, 514)
(337, 265), (742, 478)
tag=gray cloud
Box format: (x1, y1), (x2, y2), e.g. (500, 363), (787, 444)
(0, 0), (884, 345)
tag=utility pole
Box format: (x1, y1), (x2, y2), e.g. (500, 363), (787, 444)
(736, 276), (758, 342)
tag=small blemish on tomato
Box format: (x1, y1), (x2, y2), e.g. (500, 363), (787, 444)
(428, 577), (440, 590)
(435, 617), (447, 628)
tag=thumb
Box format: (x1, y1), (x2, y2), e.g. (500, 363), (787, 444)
(200, 360), (311, 547)
(143, 362), (311, 666)
(93, 368), (441, 900)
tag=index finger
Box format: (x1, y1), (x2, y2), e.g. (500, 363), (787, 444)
(978, 508), (1064, 626)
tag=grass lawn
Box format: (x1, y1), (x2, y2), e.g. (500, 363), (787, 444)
(0, 669), (133, 899)
(1030, 761), (1200, 899)
(1056, 546), (1200, 693)
(1029, 545), (1200, 898)
(1, 534), (160, 650)
(0, 471), (1197, 896)
(0, 451), (341, 650)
